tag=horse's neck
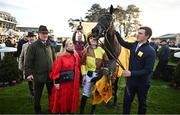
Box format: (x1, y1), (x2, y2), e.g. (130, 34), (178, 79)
(104, 32), (121, 60)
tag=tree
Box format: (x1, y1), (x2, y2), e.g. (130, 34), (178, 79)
(0, 53), (22, 84)
(84, 4), (141, 36)
(114, 4), (141, 37)
(68, 4), (141, 36)
(113, 5), (126, 34)
(85, 3), (108, 22)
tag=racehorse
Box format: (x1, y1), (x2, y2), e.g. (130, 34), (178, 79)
(91, 5), (125, 110)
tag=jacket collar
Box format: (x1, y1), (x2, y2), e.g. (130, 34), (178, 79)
(136, 40), (149, 47)
(37, 38), (50, 46)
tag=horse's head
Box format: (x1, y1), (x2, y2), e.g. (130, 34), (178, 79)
(92, 5), (114, 39)
(92, 5), (122, 72)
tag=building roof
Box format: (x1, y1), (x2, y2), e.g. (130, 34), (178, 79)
(72, 21), (97, 36)
(0, 11), (17, 24)
(156, 33), (180, 39)
(81, 22), (97, 35)
(0, 17), (17, 24)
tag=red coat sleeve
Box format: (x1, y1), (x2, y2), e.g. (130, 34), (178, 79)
(49, 55), (62, 80)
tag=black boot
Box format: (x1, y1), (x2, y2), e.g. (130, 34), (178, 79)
(80, 95), (88, 114)
(90, 104), (96, 114)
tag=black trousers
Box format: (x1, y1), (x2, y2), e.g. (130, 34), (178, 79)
(34, 80), (53, 113)
(123, 82), (150, 114)
(153, 60), (168, 79)
(28, 81), (34, 96)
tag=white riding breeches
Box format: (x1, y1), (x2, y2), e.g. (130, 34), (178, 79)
(82, 71), (98, 97)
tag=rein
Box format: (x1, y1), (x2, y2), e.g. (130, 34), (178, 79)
(99, 28), (125, 70)
(100, 30), (131, 96)
(99, 40), (125, 70)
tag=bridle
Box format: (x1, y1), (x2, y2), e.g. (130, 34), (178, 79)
(99, 23), (131, 96)
(93, 12), (131, 97)
(98, 20), (125, 70)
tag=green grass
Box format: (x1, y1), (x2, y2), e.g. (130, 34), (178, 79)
(0, 78), (180, 114)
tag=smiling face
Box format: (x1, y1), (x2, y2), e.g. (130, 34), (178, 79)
(29, 36), (36, 43)
(65, 39), (74, 51)
(89, 37), (98, 46)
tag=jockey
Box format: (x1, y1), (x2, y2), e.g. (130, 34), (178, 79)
(79, 33), (109, 114)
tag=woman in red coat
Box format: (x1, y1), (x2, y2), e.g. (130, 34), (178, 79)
(49, 38), (80, 113)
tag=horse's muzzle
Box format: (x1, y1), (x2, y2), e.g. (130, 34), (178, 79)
(92, 24), (104, 39)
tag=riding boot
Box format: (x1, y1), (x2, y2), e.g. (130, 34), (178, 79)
(80, 95), (88, 114)
(90, 104), (96, 114)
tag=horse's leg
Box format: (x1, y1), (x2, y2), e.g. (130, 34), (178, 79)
(90, 104), (96, 114)
(113, 77), (119, 111)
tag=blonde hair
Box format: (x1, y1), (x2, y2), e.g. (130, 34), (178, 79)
(59, 38), (73, 54)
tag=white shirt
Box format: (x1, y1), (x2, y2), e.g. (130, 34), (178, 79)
(135, 42), (146, 52)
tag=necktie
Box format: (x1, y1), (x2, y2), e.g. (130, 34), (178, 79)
(135, 44), (140, 52)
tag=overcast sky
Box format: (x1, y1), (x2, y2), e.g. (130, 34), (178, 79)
(0, 0), (180, 37)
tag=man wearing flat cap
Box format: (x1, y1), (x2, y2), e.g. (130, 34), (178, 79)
(25, 25), (56, 114)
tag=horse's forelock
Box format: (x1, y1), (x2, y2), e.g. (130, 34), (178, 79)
(97, 14), (113, 30)
(98, 14), (113, 23)
(92, 13), (114, 39)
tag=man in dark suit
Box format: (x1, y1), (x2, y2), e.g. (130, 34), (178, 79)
(153, 40), (170, 80)
(25, 25), (56, 114)
(115, 26), (156, 114)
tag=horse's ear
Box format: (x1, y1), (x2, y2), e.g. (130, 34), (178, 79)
(110, 5), (113, 15)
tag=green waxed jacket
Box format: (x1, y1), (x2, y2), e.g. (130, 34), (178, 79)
(25, 39), (56, 82)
